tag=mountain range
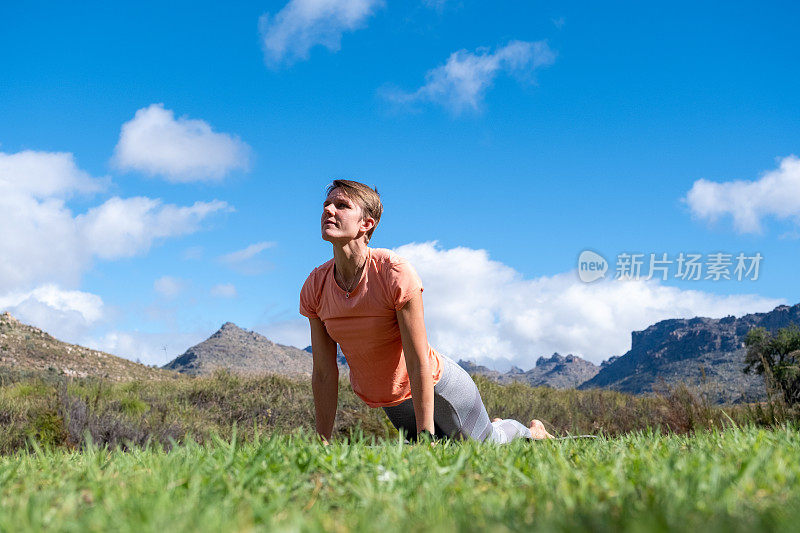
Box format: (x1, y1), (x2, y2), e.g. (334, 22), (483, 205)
(458, 352), (599, 389)
(455, 304), (800, 402)
(4, 302), (800, 404)
(578, 303), (800, 403)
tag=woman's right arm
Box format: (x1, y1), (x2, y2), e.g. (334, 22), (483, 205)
(309, 317), (339, 442)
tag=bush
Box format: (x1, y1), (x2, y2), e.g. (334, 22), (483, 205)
(29, 411), (68, 448)
(744, 324), (800, 406)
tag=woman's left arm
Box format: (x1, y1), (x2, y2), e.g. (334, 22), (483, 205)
(396, 292), (436, 435)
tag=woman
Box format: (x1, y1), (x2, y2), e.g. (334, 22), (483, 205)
(300, 179), (553, 443)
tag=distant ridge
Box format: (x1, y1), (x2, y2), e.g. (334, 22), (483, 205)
(6, 298), (796, 403)
(0, 312), (172, 381)
(163, 322), (316, 376)
(580, 303), (800, 403)
(458, 352), (599, 389)
(455, 302), (800, 403)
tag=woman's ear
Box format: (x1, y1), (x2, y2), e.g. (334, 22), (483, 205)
(360, 215), (376, 233)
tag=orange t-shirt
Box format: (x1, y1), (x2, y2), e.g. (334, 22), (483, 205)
(299, 247), (443, 407)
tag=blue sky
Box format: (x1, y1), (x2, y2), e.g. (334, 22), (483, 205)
(1, 0), (799, 369)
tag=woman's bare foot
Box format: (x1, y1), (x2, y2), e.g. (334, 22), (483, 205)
(492, 417), (502, 423)
(529, 419), (554, 439)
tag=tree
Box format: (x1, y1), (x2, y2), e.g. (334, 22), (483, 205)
(744, 324), (800, 406)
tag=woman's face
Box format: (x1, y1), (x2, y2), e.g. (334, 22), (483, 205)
(321, 188), (369, 243)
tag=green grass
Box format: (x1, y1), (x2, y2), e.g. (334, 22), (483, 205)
(2, 368), (797, 531)
(1, 366), (793, 455)
(1, 426), (799, 532)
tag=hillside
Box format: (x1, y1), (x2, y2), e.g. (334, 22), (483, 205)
(580, 303), (800, 402)
(163, 322), (316, 376)
(0, 312), (172, 381)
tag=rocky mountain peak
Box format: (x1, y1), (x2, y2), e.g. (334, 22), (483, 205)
(163, 323), (305, 376)
(601, 355), (620, 368)
(459, 352), (599, 389)
(209, 322), (275, 347)
(536, 352), (566, 366)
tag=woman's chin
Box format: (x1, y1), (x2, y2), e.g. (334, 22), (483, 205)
(321, 230), (341, 243)
(321, 231), (358, 245)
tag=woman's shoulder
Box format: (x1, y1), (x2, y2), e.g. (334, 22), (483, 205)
(369, 248), (423, 306)
(300, 259), (334, 318)
(369, 248), (419, 287)
(369, 247), (409, 268)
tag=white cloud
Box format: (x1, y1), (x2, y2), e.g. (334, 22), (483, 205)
(0, 146), (235, 368)
(391, 242), (783, 368)
(0, 150), (107, 198)
(0, 286), (208, 366)
(0, 284), (105, 342)
(78, 197), (231, 260)
(220, 241), (275, 263)
(256, 318), (312, 349)
(384, 40), (555, 114)
(154, 276), (186, 299)
(259, 0), (384, 66)
(112, 104), (251, 182)
(210, 283), (237, 298)
(88, 329), (209, 366)
(684, 155), (800, 234)
(0, 150), (103, 289)
(219, 241), (276, 275)
(1, 191), (87, 291)
(0, 148), (230, 293)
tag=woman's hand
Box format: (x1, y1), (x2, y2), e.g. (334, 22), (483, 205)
(397, 293), (436, 435)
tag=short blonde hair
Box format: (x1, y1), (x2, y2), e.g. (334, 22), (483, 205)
(326, 179), (383, 242)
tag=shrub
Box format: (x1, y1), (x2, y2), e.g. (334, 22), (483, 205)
(57, 381), (184, 451)
(744, 325), (800, 406)
(28, 411), (68, 448)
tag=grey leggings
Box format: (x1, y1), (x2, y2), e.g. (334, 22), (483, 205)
(382, 354), (532, 444)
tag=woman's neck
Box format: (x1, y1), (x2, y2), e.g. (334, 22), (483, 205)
(332, 241), (370, 281)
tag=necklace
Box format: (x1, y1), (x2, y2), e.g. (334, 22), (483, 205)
(337, 254), (367, 298)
